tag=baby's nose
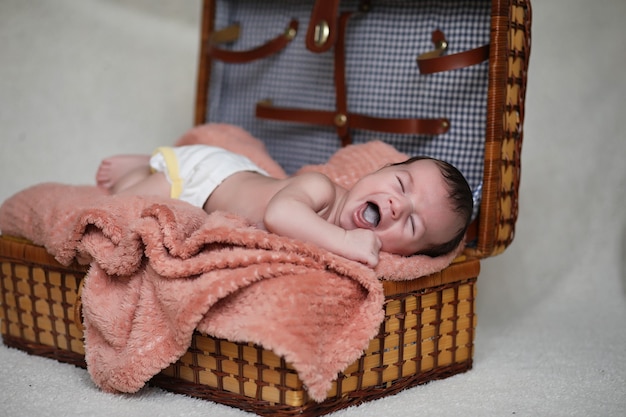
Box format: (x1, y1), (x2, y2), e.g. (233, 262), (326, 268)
(389, 197), (408, 219)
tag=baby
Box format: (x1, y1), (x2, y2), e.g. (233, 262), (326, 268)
(96, 145), (473, 267)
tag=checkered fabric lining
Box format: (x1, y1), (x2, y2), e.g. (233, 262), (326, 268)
(207, 0), (490, 213)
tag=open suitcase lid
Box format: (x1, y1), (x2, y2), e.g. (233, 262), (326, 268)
(194, 0), (532, 260)
(471, 0), (531, 258)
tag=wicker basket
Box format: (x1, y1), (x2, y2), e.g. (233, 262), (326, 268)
(0, 236), (479, 416)
(0, 0), (530, 415)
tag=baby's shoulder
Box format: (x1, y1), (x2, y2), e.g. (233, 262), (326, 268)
(291, 171), (336, 188)
(282, 171), (339, 201)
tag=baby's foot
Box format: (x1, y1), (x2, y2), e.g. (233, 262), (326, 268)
(96, 154), (151, 189)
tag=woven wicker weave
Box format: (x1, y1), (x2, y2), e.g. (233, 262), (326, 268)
(0, 236), (478, 416)
(0, 0), (531, 415)
(0, 237), (87, 367)
(468, 0), (531, 258)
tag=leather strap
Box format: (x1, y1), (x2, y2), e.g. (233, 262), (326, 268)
(306, 0), (341, 53)
(333, 12), (352, 145)
(418, 29), (449, 60)
(417, 29), (490, 74)
(209, 22), (241, 45)
(208, 19), (298, 64)
(256, 101), (450, 136)
(257, 13), (452, 144)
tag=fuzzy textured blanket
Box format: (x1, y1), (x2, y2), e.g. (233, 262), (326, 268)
(0, 124), (460, 402)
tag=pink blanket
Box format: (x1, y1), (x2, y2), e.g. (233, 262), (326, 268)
(0, 124), (460, 402)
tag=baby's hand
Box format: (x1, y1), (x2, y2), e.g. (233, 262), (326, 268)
(343, 229), (382, 267)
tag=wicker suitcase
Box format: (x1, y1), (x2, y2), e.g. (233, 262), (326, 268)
(0, 0), (531, 415)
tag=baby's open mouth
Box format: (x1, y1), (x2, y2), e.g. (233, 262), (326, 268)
(363, 202), (381, 227)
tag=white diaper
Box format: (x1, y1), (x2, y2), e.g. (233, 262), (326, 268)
(149, 145), (268, 208)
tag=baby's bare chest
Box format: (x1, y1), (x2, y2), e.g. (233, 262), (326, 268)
(206, 173), (287, 228)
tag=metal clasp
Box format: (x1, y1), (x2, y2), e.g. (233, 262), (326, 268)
(334, 113), (347, 127)
(313, 20), (330, 47)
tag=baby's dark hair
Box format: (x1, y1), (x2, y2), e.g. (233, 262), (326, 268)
(392, 156), (473, 257)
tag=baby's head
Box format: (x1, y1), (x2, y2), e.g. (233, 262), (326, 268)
(339, 156), (473, 257)
(391, 156), (473, 257)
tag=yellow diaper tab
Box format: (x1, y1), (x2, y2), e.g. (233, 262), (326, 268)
(153, 147), (183, 199)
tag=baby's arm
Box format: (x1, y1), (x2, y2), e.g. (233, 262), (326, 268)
(264, 173), (381, 267)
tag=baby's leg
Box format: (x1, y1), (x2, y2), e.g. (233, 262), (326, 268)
(96, 154), (151, 189)
(97, 154), (171, 199)
(112, 168), (171, 198)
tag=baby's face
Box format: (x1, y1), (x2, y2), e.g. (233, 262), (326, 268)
(338, 159), (462, 256)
